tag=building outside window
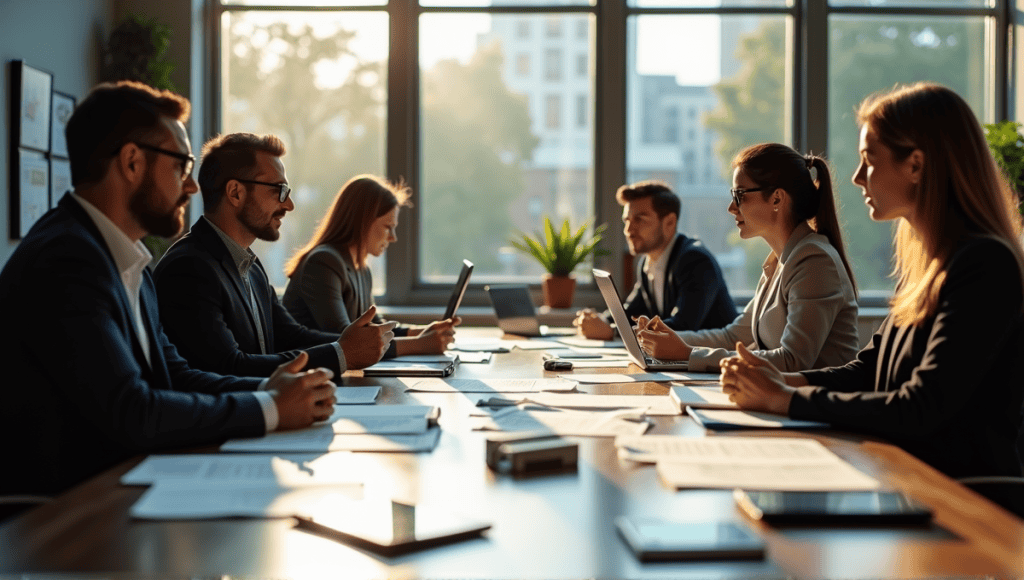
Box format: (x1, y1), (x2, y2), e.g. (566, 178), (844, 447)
(216, 0), (1010, 304)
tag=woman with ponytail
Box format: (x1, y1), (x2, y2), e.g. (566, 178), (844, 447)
(720, 84), (1024, 513)
(636, 143), (859, 372)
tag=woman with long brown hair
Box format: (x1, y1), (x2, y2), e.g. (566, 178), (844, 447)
(283, 175), (458, 357)
(721, 83), (1024, 513)
(636, 143), (860, 372)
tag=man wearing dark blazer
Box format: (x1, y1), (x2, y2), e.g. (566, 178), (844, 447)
(575, 181), (736, 340)
(0, 82), (336, 498)
(153, 133), (392, 378)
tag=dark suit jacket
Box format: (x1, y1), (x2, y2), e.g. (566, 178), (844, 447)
(0, 194), (265, 496)
(618, 234), (736, 331)
(795, 237), (1024, 486)
(153, 217), (342, 377)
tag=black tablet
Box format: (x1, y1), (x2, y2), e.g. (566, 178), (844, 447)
(733, 490), (933, 526)
(615, 516), (764, 561)
(444, 260), (474, 320)
(294, 500), (491, 557)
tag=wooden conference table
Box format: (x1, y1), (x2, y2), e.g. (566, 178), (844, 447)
(1, 329), (1022, 579)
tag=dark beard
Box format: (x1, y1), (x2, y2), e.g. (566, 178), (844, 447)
(130, 171), (186, 238)
(239, 198), (282, 242)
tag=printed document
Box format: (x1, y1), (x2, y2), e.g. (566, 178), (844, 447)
(130, 482), (363, 520)
(613, 435), (879, 491)
(472, 406), (650, 437)
(121, 453), (363, 487)
(221, 427), (441, 453)
(405, 378), (578, 393)
(474, 393), (679, 416)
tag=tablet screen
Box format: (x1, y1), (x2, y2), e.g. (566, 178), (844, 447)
(444, 260), (474, 320)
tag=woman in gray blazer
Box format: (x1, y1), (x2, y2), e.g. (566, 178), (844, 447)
(636, 143), (860, 372)
(282, 175), (459, 357)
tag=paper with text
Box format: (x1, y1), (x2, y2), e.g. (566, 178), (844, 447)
(472, 406), (650, 437)
(121, 454), (362, 487)
(221, 427), (441, 453)
(405, 378), (578, 393)
(130, 482), (363, 520)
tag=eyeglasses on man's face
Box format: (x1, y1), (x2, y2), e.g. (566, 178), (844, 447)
(133, 143), (195, 182)
(729, 186), (773, 208)
(234, 178), (292, 203)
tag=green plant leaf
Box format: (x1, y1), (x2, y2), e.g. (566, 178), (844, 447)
(508, 215), (611, 276)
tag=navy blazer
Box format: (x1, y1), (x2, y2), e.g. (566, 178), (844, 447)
(0, 194), (265, 496)
(796, 238), (1024, 485)
(620, 234), (736, 331)
(153, 217), (343, 377)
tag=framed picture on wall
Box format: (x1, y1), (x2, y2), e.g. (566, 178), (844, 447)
(50, 91), (75, 159)
(51, 157), (72, 209)
(11, 60), (53, 152)
(15, 148), (49, 239)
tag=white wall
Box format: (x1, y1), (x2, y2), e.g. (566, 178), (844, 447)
(0, 0), (114, 268)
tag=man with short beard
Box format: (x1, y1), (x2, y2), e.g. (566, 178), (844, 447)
(574, 180), (736, 340)
(0, 82), (339, 500)
(153, 133), (393, 378)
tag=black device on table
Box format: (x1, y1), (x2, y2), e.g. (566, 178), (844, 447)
(444, 259), (474, 320)
(615, 516), (765, 561)
(733, 490), (933, 526)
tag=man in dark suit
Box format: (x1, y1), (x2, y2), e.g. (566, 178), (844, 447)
(153, 133), (392, 378)
(0, 82), (336, 498)
(574, 181), (735, 340)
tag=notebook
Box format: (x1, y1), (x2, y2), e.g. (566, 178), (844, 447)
(592, 269), (688, 371)
(485, 284), (576, 337)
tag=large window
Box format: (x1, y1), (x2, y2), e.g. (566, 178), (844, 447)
(216, 0), (1012, 305)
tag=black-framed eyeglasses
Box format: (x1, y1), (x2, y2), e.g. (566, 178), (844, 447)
(234, 178), (292, 203)
(134, 143), (195, 182)
(730, 186), (773, 208)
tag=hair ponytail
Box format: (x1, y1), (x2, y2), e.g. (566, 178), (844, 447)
(807, 155), (857, 296)
(733, 144), (858, 296)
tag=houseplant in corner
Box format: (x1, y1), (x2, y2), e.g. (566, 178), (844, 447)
(510, 217), (610, 308)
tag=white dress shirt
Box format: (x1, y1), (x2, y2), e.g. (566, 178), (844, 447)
(643, 232), (678, 314)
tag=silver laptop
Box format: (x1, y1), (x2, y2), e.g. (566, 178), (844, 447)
(592, 269), (688, 370)
(485, 285), (576, 337)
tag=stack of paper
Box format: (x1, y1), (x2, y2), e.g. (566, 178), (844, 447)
(405, 378), (578, 393)
(221, 405), (442, 453)
(670, 385), (737, 411)
(566, 372), (719, 384)
(124, 453), (366, 520)
(472, 406), (651, 437)
(474, 393), (680, 416)
(614, 435), (879, 491)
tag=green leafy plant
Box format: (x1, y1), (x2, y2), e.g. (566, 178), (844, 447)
(983, 120), (1024, 214)
(510, 217), (610, 277)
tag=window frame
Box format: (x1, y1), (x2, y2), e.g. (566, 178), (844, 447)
(210, 0), (1014, 310)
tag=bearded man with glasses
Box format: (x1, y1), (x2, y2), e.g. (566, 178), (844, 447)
(153, 133), (394, 379)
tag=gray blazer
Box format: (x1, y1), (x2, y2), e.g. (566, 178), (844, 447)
(283, 244), (373, 331)
(679, 223), (859, 372)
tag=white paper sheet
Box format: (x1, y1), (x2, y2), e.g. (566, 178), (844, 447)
(657, 461), (880, 491)
(560, 359), (632, 369)
(335, 386), (382, 404)
(563, 372), (695, 384)
(670, 386), (736, 411)
(405, 378), (578, 393)
(472, 407), (651, 437)
(221, 427), (442, 453)
(474, 393), (679, 416)
(121, 453), (362, 486)
(130, 482), (363, 520)
(612, 435), (880, 491)
(555, 336), (625, 349)
(506, 340), (564, 350)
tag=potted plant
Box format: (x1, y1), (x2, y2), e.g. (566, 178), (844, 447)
(510, 217), (610, 308)
(983, 120), (1024, 216)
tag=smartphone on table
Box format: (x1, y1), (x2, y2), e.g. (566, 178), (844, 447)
(615, 516), (764, 561)
(733, 490), (933, 526)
